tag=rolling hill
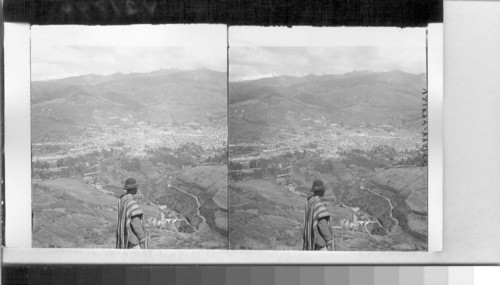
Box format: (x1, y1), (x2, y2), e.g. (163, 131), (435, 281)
(228, 166), (428, 251)
(31, 68), (227, 141)
(229, 70), (426, 142)
(32, 164), (229, 249)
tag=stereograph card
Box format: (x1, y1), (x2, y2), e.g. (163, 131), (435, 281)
(3, 22), (443, 264)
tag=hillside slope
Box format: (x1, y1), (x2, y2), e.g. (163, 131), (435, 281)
(229, 71), (426, 142)
(31, 69), (227, 141)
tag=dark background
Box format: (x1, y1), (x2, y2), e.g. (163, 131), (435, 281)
(3, 0), (442, 26)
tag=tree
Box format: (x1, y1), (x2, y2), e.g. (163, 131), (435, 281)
(249, 159), (257, 169)
(229, 161), (243, 171)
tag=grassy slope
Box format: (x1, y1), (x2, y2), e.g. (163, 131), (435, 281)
(229, 165), (428, 251)
(32, 177), (227, 249)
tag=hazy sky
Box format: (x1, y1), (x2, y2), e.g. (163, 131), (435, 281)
(31, 25), (227, 81)
(32, 25), (426, 81)
(229, 46), (426, 81)
(229, 27), (426, 81)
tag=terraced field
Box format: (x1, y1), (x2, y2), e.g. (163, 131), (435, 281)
(32, 164), (228, 249)
(228, 166), (428, 251)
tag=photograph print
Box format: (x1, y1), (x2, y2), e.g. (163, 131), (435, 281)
(30, 25), (228, 249)
(228, 27), (429, 251)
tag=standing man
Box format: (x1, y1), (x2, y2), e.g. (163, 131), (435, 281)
(303, 179), (334, 251)
(116, 178), (148, 249)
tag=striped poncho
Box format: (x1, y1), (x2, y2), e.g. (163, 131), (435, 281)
(116, 194), (146, 249)
(303, 195), (331, 250)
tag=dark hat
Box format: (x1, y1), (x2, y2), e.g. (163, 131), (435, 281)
(123, 178), (138, 190)
(311, 179), (325, 191)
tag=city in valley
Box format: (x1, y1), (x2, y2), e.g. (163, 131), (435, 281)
(31, 68), (229, 249)
(228, 71), (428, 251)
(229, 124), (427, 251)
(33, 122), (227, 164)
(230, 124), (422, 163)
(32, 121), (228, 249)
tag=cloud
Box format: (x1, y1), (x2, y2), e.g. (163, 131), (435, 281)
(32, 45), (227, 81)
(229, 46), (425, 81)
(31, 26), (227, 81)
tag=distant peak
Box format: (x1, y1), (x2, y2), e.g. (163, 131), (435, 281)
(342, 70), (375, 76)
(150, 68), (180, 74)
(303, 73), (318, 77)
(195, 67), (211, 71)
(149, 67), (218, 74)
(110, 72), (125, 77)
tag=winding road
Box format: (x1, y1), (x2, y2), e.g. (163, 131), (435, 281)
(361, 184), (400, 233)
(170, 183), (208, 231)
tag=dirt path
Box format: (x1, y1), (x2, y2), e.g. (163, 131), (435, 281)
(361, 185), (400, 233)
(170, 184), (208, 232)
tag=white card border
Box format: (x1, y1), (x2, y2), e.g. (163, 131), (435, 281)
(3, 23), (443, 264)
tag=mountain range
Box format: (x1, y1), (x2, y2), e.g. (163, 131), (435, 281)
(229, 70), (426, 142)
(31, 68), (227, 140)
